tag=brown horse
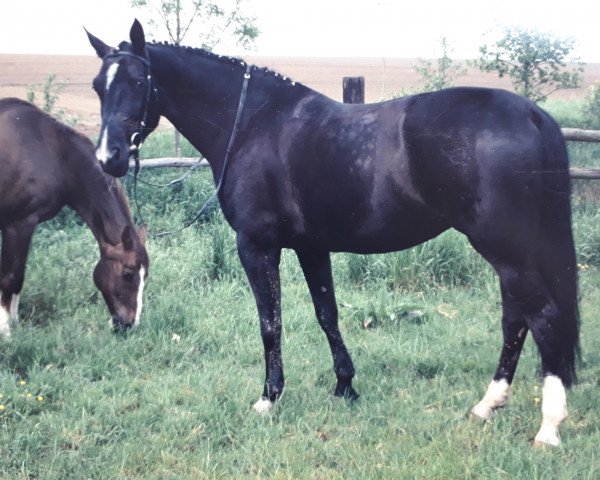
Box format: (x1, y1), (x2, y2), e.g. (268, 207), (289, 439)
(0, 97), (149, 338)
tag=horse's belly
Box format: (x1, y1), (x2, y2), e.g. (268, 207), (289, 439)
(294, 204), (449, 254)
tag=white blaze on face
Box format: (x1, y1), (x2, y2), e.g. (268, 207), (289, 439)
(534, 375), (568, 446)
(96, 127), (109, 164)
(470, 378), (511, 421)
(105, 63), (119, 92)
(133, 266), (146, 329)
(95, 63), (120, 164)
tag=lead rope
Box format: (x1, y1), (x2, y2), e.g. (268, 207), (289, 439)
(133, 63), (252, 237)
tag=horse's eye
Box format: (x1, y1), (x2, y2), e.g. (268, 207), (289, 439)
(122, 271), (134, 282)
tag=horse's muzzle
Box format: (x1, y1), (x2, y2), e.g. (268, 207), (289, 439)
(111, 315), (136, 332)
(99, 149), (129, 178)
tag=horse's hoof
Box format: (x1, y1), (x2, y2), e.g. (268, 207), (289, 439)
(334, 385), (360, 402)
(533, 431), (561, 448)
(252, 397), (274, 415)
(532, 439), (560, 448)
(469, 404), (493, 422)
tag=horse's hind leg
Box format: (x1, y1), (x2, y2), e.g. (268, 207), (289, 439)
(0, 219), (36, 339)
(469, 248), (576, 446)
(296, 249), (358, 400)
(471, 280), (529, 421)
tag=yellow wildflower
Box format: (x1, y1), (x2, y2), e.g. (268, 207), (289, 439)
(26, 393), (32, 398)
(0, 405), (5, 411)
(36, 396), (44, 402)
(18, 380), (26, 385)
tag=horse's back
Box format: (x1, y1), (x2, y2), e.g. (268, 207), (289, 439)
(0, 98), (81, 225)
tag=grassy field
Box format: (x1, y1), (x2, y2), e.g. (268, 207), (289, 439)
(1, 128), (599, 479)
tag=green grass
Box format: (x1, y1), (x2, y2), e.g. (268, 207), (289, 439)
(1, 132), (599, 478)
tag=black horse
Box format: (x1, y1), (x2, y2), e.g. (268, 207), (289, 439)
(87, 20), (579, 446)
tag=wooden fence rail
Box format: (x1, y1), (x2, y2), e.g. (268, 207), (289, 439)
(132, 126), (600, 179)
(130, 77), (600, 178)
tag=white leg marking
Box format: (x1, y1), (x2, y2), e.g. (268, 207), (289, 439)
(105, 63), (119, 92)
(9, 293), (20, 322)
(471, 379), (511, 420)
(534, 375), (568, 447)
(96, 127), (109, 164)
(253, 397), (274, 415)
(133, 266), (145, 329)
(0, 300), (11, 340)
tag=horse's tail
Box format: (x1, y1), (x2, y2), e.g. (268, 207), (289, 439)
(534, 106), (580, 387)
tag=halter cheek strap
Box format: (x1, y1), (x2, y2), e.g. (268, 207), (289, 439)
(102, 50), (156, 165)
(102, 50), (252, 238)
(137, 63), (252, 237)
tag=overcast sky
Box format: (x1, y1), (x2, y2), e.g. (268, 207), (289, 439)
(1, 0), (598, 61)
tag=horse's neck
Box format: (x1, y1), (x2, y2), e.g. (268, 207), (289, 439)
(69, 160), (131, 248)
(149, 46), (255, 170)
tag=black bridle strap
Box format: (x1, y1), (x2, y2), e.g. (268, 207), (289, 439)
(102, 50), (154, 158)
(103, 50), (156, 230)
(137, 63), (252, 237)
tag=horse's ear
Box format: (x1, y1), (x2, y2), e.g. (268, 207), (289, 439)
(137, 224), (149, 245)
(85, 28), (112, 59)
(130, 19), (146, 56)
(121, 226), (135, 251)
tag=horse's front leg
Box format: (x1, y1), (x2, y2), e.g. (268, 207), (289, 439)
(237, 233), (283, 413)
(0, 219), (37, 339)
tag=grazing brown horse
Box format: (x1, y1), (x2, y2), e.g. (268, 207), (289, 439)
(0, 97), (149, 338)
(87, 21), (579, 446)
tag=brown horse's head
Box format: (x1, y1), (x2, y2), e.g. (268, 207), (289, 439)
(93, 224), (149, 331)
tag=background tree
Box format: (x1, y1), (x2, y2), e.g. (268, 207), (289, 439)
(393, 37), (466, 97)
(131, 0), (258, 49)
(412, 37), (467, 92)
(131, 0), (259, 155)
(473, 26), (584, 102)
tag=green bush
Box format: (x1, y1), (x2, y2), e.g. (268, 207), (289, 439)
(582, 81), (600, 129)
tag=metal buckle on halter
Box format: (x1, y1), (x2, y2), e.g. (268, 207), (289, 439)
(130, 132), (142, 152)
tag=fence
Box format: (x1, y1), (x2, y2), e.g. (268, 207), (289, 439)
(133, 76), (600, 179)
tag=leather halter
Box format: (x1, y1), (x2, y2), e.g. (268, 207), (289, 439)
(111, 56), (253, 237)
(103, 50), (155, 164)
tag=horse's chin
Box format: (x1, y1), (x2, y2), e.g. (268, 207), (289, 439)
(109, 316), (139, 332)
(100, 158), (130, 178)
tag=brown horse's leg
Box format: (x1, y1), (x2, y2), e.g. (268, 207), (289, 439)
(0, 219), (37, 339)
(236, 233), (283, 413)
(296, 248), (358, 400)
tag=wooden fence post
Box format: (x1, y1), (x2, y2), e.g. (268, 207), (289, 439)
(343, 76), (365, 104)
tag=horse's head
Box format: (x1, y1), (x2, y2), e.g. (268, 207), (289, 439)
(86, 19), (160, 177)
(93, 225), (149, 331)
